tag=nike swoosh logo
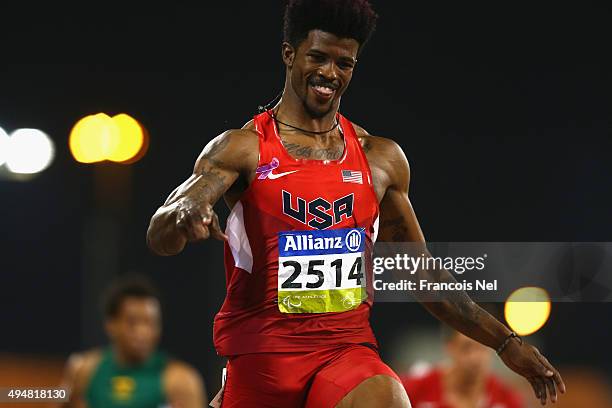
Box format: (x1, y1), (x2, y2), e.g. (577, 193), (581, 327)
(267, 170), (299, 179)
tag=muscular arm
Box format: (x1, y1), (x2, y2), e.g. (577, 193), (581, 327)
(376, 141), (511, 348)
(147, 129), (258, 256)
(373, 138), (565, 404)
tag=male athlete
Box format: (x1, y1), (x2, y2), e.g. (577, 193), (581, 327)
(59, 276), (207, 408)
(147, 1), (565, 407)
(402, 326), (524, 408)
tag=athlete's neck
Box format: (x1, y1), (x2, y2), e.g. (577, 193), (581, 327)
(112, 346), (148, 367)
(274, 81), (339, 135)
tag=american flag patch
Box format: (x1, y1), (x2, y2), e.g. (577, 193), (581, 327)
(341, 170), (363, 184)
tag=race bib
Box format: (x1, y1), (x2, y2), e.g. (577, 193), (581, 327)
(278, 228), (367, 313)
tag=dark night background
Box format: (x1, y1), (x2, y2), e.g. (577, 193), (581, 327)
(1, 1), (611, 401)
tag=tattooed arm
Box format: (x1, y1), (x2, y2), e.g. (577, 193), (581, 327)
(147, 129), (258, 256)
(376, 140), (510, 345)
(372, 137), (565, 405)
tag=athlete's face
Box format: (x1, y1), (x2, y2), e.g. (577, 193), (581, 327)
(106, 297), (161, 363)
(446, 332), (493, 376)
(283, 30), (359, 118)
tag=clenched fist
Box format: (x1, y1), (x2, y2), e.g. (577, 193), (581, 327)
(175, 198), (228, 242)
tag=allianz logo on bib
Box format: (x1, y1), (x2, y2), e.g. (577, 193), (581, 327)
(279, 228), (365, 257)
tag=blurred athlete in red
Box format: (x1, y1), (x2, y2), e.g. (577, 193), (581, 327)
(402, 328), (524, 408)
(147, 0), (565, 406)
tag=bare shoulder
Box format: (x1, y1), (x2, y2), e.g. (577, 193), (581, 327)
(241, 118), (257, 132)
(194, 125), (259, 173)
(200, 127), (259, 156)
(62, 349), (103, 397)
(163, 360), (205, 391)
(350, 121), (409, 170)
(66, 349), (102, 378)
(349, 121), (410, 194)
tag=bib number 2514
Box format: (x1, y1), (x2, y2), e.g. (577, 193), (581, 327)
(280, 257), (363, 289)
(277, 228), (367, 313)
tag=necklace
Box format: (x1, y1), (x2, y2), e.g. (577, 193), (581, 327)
(267, 109), (339, 135)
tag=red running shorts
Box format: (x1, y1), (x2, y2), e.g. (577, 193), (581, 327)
(220, 343), (400, 408)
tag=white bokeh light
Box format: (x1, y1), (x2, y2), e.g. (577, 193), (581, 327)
(6, 128), (55, 174)
(0, 126), (9, 166)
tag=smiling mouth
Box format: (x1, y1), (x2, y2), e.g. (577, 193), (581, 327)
(310, 84), (335, 99)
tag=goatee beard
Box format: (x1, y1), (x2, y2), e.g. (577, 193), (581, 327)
(302, 99), (332, 119)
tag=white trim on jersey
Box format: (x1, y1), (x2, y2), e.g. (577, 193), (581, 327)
(372, 215), (380, 243)
(226, 201), (254, 273)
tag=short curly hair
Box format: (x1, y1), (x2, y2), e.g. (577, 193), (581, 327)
(102, 275), (160, 319)
(283, 0), (378, 54)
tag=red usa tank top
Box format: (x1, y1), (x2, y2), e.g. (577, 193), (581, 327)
(213, 109), (380, 356)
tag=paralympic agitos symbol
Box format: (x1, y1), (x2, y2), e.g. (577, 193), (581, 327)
(282, 190), (354, 229)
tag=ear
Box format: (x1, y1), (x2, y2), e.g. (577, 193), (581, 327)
(281, 41), (296, 69)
